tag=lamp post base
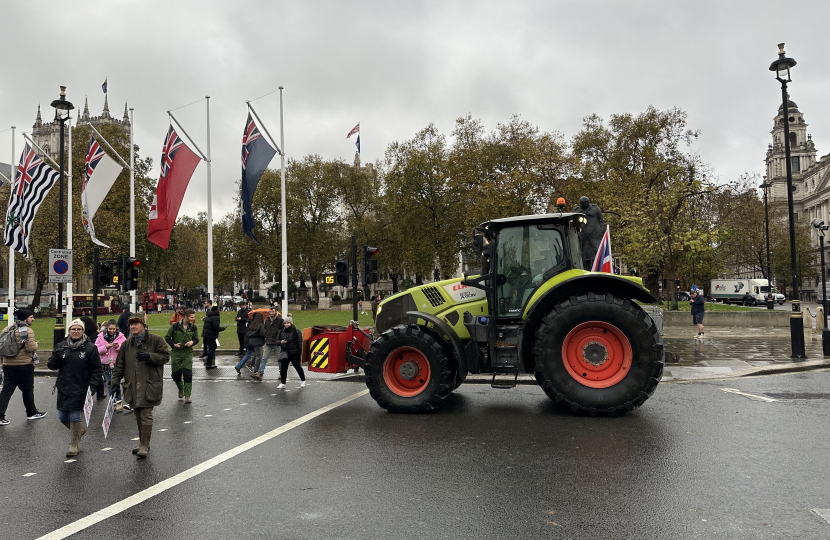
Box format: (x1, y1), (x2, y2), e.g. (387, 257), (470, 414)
(53, 316), (64, 348)
(823, 328), (830, 357)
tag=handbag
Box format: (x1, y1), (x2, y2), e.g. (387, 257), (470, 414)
(277, 348), (288, 361)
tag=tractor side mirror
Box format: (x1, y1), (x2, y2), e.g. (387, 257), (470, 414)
(473, 233), (492, 258)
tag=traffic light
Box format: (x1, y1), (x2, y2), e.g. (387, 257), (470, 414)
(361, 245), (379, 286)
(123, 257), (140, 291)
(99, 261), (114, 287)
(335, 260), (349, 287)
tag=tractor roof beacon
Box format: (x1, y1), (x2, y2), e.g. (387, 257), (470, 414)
(366, 210), (664, 415)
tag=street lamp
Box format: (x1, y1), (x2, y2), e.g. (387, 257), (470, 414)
(760, 178), (774, 309)
(769, 43), (805, 358)
(810, 218), (830, 355)
(49, 86), (74, 345)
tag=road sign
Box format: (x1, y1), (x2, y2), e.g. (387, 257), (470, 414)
(49, 249), (73, 283)
(324, 274), (335, 285)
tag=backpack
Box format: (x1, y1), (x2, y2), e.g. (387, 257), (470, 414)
(0, 324), (27, 358)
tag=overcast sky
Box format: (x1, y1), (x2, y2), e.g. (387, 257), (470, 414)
(2, 1), (829, 221)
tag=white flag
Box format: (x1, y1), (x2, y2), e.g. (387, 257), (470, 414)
(82, 135), (124, 247)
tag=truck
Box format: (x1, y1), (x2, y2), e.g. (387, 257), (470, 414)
(710, 278), (784, 305)
(365, 209), (664, 416)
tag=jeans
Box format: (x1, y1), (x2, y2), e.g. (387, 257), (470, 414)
(103, 370), (122, 401)
(257, 344), (278, 374)
(57, 409), (82, 423)
(236, 347), (261, 371)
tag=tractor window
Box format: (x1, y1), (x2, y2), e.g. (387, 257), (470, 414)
(496, 225), (565, 317)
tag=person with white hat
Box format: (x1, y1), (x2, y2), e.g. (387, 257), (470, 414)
(110, 313), (170, 459)
(47, 319), (102, 457)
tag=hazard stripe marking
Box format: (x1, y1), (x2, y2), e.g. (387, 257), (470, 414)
(310, 338), (330, 369)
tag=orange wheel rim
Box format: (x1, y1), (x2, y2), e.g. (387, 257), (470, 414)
(561, 321), (633, 389)
(383, 346), (431, 397)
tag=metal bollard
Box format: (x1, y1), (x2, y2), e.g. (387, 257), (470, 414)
(818, 307), (826, 331)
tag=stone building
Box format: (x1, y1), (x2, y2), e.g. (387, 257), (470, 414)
(32, 94), (130, 163)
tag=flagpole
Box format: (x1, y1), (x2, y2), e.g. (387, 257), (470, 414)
(65, 115), (73, 332)
(167, 112), (208, 161)
(245, 103), (282, 154)
(129, 108), (135, 312)
(8, 126), (14, 327)
(21, 134), (60, 170)
(279, 86), (287, 316)
(86, 123), (131, 170)
(206, 96), (214, 303)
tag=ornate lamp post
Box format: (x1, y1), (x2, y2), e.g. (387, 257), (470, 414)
(49, 86), (73, 344)
(810, 218), (830, 355)
(769, 43), (805, 358)
(760, 178), (774, 309)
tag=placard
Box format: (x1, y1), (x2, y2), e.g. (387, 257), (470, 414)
(102, 395), (115, 438)
(83, 386), (94, 426)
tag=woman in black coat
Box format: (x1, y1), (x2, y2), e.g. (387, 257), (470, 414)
(47, 319), (102, 457)
(276, 316), (305, 389)
(201, 306), (225, 369)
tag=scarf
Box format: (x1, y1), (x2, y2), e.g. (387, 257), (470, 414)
(64, 334), (89, 351)
(103, 331), (117, 344)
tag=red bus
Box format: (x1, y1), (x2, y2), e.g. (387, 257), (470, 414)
(72, 295), (122, 317)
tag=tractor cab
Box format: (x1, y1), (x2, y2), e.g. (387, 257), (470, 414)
(477, 213), (587, 320)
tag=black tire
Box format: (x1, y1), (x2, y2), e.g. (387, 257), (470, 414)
(532, 293), (664, 416)
(364, 324), (454, 413)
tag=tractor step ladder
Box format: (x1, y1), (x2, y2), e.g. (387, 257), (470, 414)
(491, 363), (519, 389)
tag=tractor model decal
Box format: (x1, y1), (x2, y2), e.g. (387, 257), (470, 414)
(310, 338), (330, 370)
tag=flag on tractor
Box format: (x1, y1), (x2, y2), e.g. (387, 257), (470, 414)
(590, 225), (612, 273)
(4, 143), (60, 257)
(240, 113), (276, 245)
(82, 135), (124, 247)
(346, 122), (359, 138)
(147, 125), (201, 249)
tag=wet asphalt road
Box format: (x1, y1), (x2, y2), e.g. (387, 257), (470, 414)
(3, 372), (830, 540)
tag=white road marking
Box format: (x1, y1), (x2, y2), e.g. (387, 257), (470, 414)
(224, 408), (232, 411)
(204, 415), (212, 417)
(183, 421), (192, 424)
(131, 437), (139, 441)
(721, 388), (778, 402)
(241, 403), (247, 406)
(158, 429), (167, 432)
(22, 473), (36, 477)
(256, 398), (262, 401)
(64, 460), (76, 463)
(813, 508), (830, 525)
(36, 389), (369, 540)
(101, 448), (112, 452)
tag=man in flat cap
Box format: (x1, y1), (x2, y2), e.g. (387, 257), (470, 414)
(110, 313), (170, 459)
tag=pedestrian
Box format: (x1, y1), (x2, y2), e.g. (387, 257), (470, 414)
(252, 306), (283, 381)
(47, 319), (102, 457)
(235, 313), (265, 375)
(117, 308), (132, 338)
(690, 289), (705, 339)
(169, 304), (186, 325)
(201, 306), (225, 369)
(165, 308), (199, 403)
(277, 316), (305, 389)
(0, 309), (46, 426)
(33, 306), (40, 318)
(235, 301), (250, 356)
(109, 314), (170, 459)
(371, 295), (380, 322)
(359, 299), (365, 315)
(156, 303), (162, 314)
(96, 319), (125, 411)
(80, 316), (107, 401)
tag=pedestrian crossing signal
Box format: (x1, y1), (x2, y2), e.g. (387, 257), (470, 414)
(335, 260), (349, 287)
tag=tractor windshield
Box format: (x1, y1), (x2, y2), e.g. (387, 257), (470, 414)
(496, 225), (566, 317)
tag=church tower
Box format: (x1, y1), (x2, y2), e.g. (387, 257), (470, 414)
(765, 95), (817, 204)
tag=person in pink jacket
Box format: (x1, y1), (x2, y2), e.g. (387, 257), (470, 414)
(95, 320), (126, 410)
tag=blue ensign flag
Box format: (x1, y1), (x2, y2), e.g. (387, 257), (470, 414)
(241, 113), (277, 245)
(102, 78), (107, 94)
(355, 134), (361, 154)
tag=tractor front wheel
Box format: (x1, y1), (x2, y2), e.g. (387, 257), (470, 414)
(365, 324), (454, 413)
(533, 293), (664, 416)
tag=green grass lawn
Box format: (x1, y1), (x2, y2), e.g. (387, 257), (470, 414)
(25, 308), (378, 351)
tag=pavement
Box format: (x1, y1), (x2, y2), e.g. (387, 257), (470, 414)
(31, 326), (830, 386)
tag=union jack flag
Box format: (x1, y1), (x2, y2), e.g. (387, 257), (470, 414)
(242, 113), (262, 171)
(4, 143), (60, 256)
(150, 126), (185, 220)
(590, 225), (613, 273)
(346, 122), (360, 139)
(84, 136), (105, 189)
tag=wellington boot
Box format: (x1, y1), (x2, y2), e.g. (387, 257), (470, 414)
(178, 388), (184, 399)
(136, 424), (153, 458)
(184, 396), (192, 404)
(66, 422), (83, 457)
(132, 414), (143, 455)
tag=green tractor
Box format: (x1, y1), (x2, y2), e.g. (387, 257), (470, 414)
(365, 210), (664, 415)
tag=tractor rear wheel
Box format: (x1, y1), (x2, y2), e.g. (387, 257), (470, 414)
(533, 293), (664, 416)
(365, 324), (454, 413)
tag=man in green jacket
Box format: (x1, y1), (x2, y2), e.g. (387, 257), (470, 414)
(111, 314), (170, 459)
(165, 309), (199, 403)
